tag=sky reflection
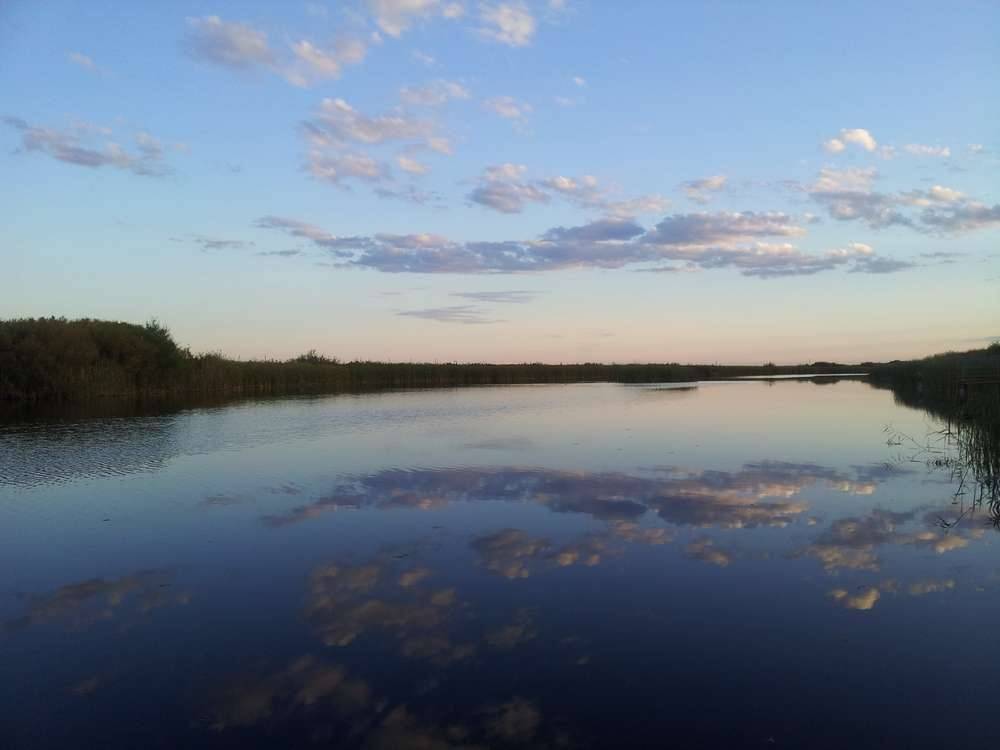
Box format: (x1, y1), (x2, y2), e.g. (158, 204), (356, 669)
(1, 381), (998, 748)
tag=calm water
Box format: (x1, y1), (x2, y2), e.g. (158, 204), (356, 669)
(2, 380), (998, 749)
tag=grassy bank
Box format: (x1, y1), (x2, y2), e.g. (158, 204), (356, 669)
(0, 317), (865, 402)
(868, 343), (1000, 404)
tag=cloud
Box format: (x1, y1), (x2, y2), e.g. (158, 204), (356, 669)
(483, 95), (532, 121)
(572, 75), (586, 87)
(805, 168), (1000, 234)
(681, 175), (727, 204)
(256, 216), (337, 243)
(3, 117), (173, 177)
(603, 194), (672, 219)
(919, 200), (1000, 233)
(822, 138), (846, 154)
(207, 657), (372, 729)
(847, 255), (917, 274)
(258, 210), (913, 277)
(68, 51), (97, 71)
(643, 211), (804, 246)
(968, 143), (986, 155)
(283, 37), (367, 86)
(685, 537), (732, 567)
(468, 165), (667, 219)
(367, 0), (464, 37)
(485, 698), (541, 742)
(412, 50), (436, 66)
(257, 249), (303, 257)
(185, 16), (366, 87)
(184, 16), (274, 68)
(305, 97), (450, 152)
(822, 128), (878, 154)
(542, 218), (645, 242)
(479, 2), (537, 46)
(190, 235), (255, 252)
(397, 305), (500, 324)
(306, 151), (390, 185)
(799, 506), (981, 574)
(399, 79), (470, 107)
(254, 461), (883, 530)
(806, 168), (912, 229)
(396, 154), (429, 174)
(299, 98), (453, 192)
(902, 143), (951, 158)
(907, 578), (955, 596)
(373, 184), (442, 204)
(451, 290), (540, 303)
(468, 163), (549, 213)
(4, 570), (187, 633)
(537, 173), (603, 209)
(828, 587), (880, 610)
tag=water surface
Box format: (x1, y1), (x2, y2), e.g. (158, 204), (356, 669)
(2, 380), (998, 748)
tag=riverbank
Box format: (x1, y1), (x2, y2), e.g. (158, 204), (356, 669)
(0, 317), (868, 402)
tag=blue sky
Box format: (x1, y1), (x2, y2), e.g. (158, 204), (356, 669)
(2, 0), (998, 363)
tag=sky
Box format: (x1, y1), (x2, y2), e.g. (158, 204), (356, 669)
(2, 0), (998, 364)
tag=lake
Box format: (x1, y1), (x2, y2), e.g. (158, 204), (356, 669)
(2, 379), (998, 749)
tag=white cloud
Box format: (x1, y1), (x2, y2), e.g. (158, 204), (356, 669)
(305, 97), (449, 152)
(968, 143), (985, 155)
(539, 173), (600, 201)
(184, 16), (274, 68)
(284, 38), (367, 86)
(412, 50), (436, 67)
(681, 175), (727, 204)
(400, 79), (470, 106)
(572, 76), (586, 87)
(479, 2), (536, 47)
(483, 95), (531, 120)
(603, 195), (672, 219)
(185, 16), (366, 88)
(3, 116), (173, 177)
(822, 138), (846, 154)
(397, 154), (429, 174)
(367, 0), (463, 37)
(902, 143), (951, 158)
(306, 151), (389, 184)
(812, 167), (878, 193)
(822, 128), (877, 153)
(68, 52), (96, 71)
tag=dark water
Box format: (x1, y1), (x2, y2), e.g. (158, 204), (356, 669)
(2, 380), (998, 749)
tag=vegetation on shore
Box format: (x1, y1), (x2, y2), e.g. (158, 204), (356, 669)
(869, 342), (999, 521)
(1, 317), (866, 402)
(868, 342), (1000, 402)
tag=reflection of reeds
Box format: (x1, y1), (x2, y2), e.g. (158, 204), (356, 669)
(874, 350), (1000, 526)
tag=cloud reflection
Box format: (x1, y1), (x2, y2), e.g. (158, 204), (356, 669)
(261, 460), (889, 529)
(3, 570), (188, 634)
